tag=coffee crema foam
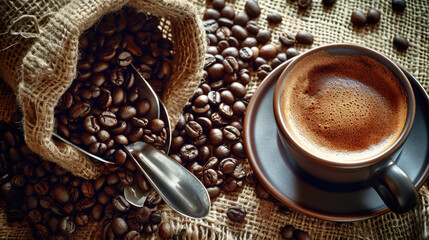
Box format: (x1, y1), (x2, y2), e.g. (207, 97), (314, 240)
(281, 52), (408, 162)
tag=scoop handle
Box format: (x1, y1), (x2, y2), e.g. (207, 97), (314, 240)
(124, 141), (210, 219)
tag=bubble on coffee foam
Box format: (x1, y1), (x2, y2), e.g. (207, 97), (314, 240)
(281, 51), (408, 161)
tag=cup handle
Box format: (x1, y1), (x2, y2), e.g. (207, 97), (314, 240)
(371, 160), (418, 214)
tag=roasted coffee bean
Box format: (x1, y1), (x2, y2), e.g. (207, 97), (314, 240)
(98, 111), (117, 128)
(232, 101), (246, 116)
(185, 121), (203, 138)
(217, 40), (229, 52)
(180, 144), (198, 161)
(206, 186), (221, 199)
(286, 48), (300, 59)
(69, 102), (91, 119)
(208, 91), (222, 106)
(322, 0), (336, 6)
(222, 47), (239, 58)
(83, 115), (101, 133)
(232, 141), (246, 158)
(109, 68), (125, 86)
(234, 12), (249, 26)
(81, 180), (95, 198)
(239, 47), (254, 61)
(220, 90), (235, 105)
(135, 99), (151, 116)
(223, 56), (239, 74)
(351, 10), (367, 27)
(146, 191), (162, 207)
(149, 119), (165, 133)
(92, 61), (109, 73)
(212, 0), (226, 10)
(231, 25), (248, 40)
(34, 181), (49, 196)
(221, 5), (235, 19)
(218, 158), (237, 174)
(112, 195), (130, 212)
(118, 105), (137, 120)
(136, 206), (152, 224)
(203, 169), (218, 187)
(159, 222), (174, 239)
(34, 223), (48, 240)
(294, 229), (312, 240)
(367, 8), (381, 24)
(281, 225), (295, 239)
(207, 63), (225, 80)
(204, 8), (221, 20)
(216, 26), (232, 40)
(392, 0), (406, 11)
(279, 32), (295, 47)
(204, 19), (219, 33)
(112, 217), (129, 236)
(393, 35), (409, 50)
(209, 128), (224, 146)
(223, 126), (240, 141)
(229, 82), (247, 98)
(52, 185), (69, 204)
(97, 21), (116, 36)
(256, 30), (271, 44)
(245, 20), (259, 35)
(89, 142), (107, 155)
(97, 129), (110, 142)
(267, 13), (282, 24)
(114, 134), (129, 145)
(295, 31), (313, 45)
(75, 198), (96, 211)
(245, 0), (261, 18)
(150, 210), (162, 224)
(75, 212), (89, 227)
(227, 205), (246, 222)
(259, 44), (277, 60)
(218, 103), (233, 118)
(218, 17), (234, 28)
(214, 144), (231, 159)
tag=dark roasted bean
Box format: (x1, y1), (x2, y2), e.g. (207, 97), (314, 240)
(245, 0), (261, 18)
(267, 13), (282, 24)
(393, 35), (409, 50)
(392, 0), (406, 11)
(295, 31), (313, 45)
(351, 10), (367, 27)
(367, 8), (381, 24)
(227, 205), (246, 222)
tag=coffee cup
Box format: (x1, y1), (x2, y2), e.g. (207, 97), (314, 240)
(273, 44), (418, 213)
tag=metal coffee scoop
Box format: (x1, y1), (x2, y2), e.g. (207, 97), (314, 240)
(53, 65), (210, 219)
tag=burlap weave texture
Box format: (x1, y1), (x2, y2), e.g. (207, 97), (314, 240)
(1, 0), (429, 239)
(0, 0), (205, 180)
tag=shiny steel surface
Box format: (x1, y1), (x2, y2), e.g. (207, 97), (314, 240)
(124, 142), (211, 218)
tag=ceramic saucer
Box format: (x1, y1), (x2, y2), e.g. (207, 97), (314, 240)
(243, 60), (429, 222)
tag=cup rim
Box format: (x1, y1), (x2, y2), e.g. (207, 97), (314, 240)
(273, 43), (416, 169)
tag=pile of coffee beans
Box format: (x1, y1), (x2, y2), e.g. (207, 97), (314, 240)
(0, 1), (317, 239)
(55, 7), (172, 163)
(0, 115), (180, 239)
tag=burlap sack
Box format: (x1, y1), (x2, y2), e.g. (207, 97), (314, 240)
(0, 0), (206, 179)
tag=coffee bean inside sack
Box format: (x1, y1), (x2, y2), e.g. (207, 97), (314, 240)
(55, 8), (172, 162)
